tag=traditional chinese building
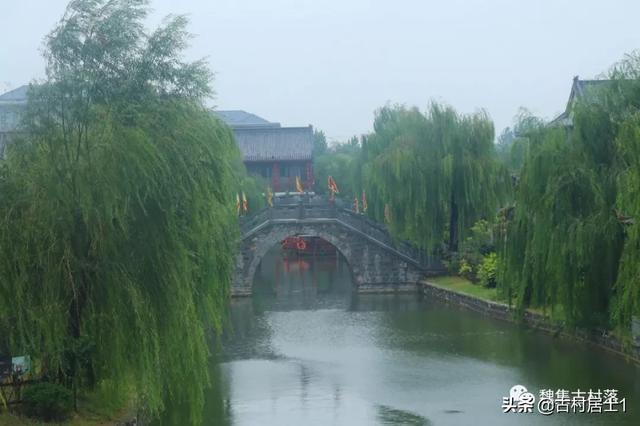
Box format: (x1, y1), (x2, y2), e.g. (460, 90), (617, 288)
(0, 87), (316, 192)
(549, 76), (612, 128)
(0, 85), (28, 156)
(214, 110), (314, 192)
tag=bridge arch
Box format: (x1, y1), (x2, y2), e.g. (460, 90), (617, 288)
(245, 227), (357, 292)
(232, 196), (446, 296)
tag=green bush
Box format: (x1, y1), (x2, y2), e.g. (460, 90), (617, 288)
(477, 253), (499, 288)
(22, 382), (73, 422)
(449, 220), (496, 281)
(458, 259), (474, 280)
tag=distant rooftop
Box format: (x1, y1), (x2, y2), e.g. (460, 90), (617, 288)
(550, 76), (613, 127)
(0, 88), (313, 162)
(214, 110), (314, 162)
(214, 110), (280, 129)
(0, 85), (29, 104)
(0, 85), (29, 134)
(234, 126), (313, 162)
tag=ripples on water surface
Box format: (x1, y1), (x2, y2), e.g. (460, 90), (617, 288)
(205, 247), (639, 425)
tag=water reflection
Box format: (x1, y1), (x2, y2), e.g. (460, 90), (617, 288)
(250, 244), (353, 311)
(172, 244), (640, 425)
(377, 405), (432, 426)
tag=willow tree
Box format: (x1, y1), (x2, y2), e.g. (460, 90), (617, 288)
(314, 137), (361, 197)
(0, 0), (238, 422)
(498, 53), (640, 330)
(444, 106), (509, 251)
(362, 104), (508, 252)
(363, 105), (447, 251)
(608, 53), (640, 333)
(496, 109), (544, 176)
(611, 114), (640, 331)
(498, 72), (636, 327)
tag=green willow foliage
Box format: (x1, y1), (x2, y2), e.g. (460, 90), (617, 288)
(361, 104), (508, 252)
(496, 109), (544, 176)
(609, 55), (640, 332)
(0, 0), (238, 422)
(233, 154), (267, 214)
(499, 110), (623, 327)
(314, 137), (361, 197)
(612, 115), (640, 329)
(500, 54), (640, 331)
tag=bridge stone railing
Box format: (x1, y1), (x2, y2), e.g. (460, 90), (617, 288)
(335, 208), (445, 271)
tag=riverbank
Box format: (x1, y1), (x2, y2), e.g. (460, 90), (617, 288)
(0, 413), (123, 426)
(422, 276), (640, 364)
(0, 399), (137, 426)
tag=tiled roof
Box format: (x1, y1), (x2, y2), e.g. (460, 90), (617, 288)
(0, 85), (29, 103)
(234, 126), (313, 161)
(214, 110), (280, 128)
(0, 86), (29, 133)
(549, 77), (613, 127)
(564, 78), (612, 112)
(0, 89), (312, 163)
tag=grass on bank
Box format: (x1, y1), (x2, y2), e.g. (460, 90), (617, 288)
(0, 413), (116, 426)
(427, 275), (503, 302)
(0, 391), (134, 426)
(426, 276), (571, 324)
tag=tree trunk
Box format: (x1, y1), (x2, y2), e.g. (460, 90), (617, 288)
(449, 193), (459, 252)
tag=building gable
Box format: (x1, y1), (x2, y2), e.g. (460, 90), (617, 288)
(549, 77), (613, 127)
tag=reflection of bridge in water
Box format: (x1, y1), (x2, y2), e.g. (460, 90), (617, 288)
(233, 194), (445, 296)
(251, 247), (354, 311)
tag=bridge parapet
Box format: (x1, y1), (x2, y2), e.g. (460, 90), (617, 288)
(240, 195), (338, 234)
(241, 198), (443, 269)
(334, 208), (443, 270)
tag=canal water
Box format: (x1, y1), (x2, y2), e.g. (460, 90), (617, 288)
(206, 246), (639, 425)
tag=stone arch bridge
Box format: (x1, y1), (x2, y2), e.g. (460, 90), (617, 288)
(233, 195), (446, 296)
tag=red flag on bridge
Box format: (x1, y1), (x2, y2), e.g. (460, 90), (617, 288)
(242, 192), (248, 213)
(328, 176), (339, 200)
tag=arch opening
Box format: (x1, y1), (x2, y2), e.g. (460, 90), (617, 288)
(250, 233), (355, 304)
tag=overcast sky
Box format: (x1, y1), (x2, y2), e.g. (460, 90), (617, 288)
(2, 0), (640, 142)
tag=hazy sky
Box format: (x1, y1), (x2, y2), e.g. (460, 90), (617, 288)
(2, 0), (640, 142)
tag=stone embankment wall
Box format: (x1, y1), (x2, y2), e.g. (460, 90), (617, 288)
(422, 281), (640, 364)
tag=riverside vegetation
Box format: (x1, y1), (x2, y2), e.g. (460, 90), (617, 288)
(1, 0), (640, 424)
(316, 53), (640, 344)
(0, 0), (254, 424)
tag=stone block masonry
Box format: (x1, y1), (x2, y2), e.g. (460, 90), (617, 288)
(233, 195), (446, 296)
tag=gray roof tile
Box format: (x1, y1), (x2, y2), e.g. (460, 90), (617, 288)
(549, 77), (613, 127)
(0, 85), (29, 103)
(234, 126), (313, 161)
(214, 110), (280, 128)
(0, 86), (28, 133)
(0, 89), (312, 162)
